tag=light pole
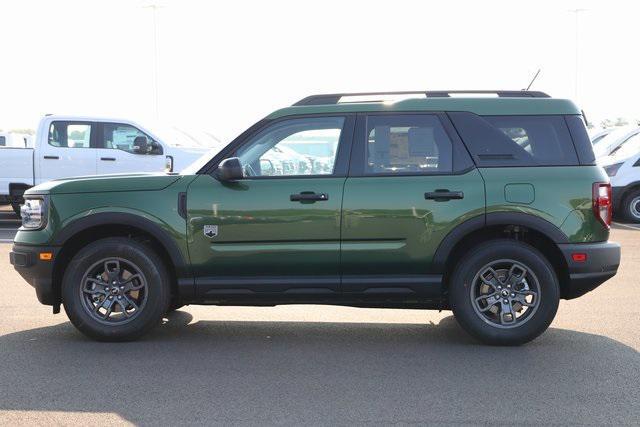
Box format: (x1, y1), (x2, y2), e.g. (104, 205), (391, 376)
(144, 3), (162, 119)
(569, 8), (587, 102)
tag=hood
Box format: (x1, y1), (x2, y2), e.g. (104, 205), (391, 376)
(26, 173), (182, 195)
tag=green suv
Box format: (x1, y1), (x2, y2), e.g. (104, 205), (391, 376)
(10, 90), (621, 345)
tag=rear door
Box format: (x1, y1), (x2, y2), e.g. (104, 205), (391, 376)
(39, 121), (97, 183)
(340, 113), (485, 296)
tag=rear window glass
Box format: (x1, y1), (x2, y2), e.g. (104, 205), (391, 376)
(448, 113), (580, 167)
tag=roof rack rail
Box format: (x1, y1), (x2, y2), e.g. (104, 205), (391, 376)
(293, 90), (550, 106)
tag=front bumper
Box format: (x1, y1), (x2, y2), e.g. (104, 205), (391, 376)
(559, 241), (620, 299)
(10, 244), (59, 306)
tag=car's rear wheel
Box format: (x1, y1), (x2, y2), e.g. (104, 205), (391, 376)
(62, 237), (170, 341)
(449, 239), (560, 346)
(622, 188), (640, 223)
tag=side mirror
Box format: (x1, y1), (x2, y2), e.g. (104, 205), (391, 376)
(215, 157), (243, 181)
(133, 136), (149, 154)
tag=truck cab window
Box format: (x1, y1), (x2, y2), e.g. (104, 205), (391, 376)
(101, 123), (162, 155)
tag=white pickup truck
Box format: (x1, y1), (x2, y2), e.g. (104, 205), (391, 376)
(0, 115), (219, 214)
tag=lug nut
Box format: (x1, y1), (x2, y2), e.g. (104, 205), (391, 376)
(503, 299), (508, 304)
(511, 293), (515, 297)
(117, 296), (122, 299)
(120, 286), (124, 290)
(112, 281), (117, 285)
(109, 296), (113, 300)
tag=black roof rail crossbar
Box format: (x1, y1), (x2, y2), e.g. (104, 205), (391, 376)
(293, 90), (550, 106)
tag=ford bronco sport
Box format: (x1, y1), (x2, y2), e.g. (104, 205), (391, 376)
(10, 90), (621, 345)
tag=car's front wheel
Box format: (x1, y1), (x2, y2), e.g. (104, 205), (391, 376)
(449, 239), (560, 346)
(62, 237), (170, 341)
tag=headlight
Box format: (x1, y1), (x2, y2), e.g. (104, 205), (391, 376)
(603, 162), (623, 177)
(20, 197), (47, 230)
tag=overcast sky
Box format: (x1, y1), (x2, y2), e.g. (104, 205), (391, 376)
(1, 0), (638, 140)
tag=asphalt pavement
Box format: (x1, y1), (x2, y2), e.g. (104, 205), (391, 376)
(0, 216), (638, 425)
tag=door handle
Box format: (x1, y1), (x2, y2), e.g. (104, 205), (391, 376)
(43, 155), (59, 160)
(100, 157), (116, 161)
(425, 189), (464, 201)
(290, 192), (329, 202)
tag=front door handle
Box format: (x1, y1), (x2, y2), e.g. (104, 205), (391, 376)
(43, 155), (59, 160)
(290, 192), (329, 202)
(425, 189), (464, 201)
(100, 157), (116, 161)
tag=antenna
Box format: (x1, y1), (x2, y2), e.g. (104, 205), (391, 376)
(524, 69), (541, 91)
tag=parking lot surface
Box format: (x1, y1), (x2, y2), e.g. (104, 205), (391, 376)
(0, 223), (638, 426)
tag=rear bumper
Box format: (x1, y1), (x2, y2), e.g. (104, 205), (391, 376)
(10, 244), (59, 306)
(559, 241), (620, 299)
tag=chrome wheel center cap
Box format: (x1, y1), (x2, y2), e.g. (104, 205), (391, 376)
(501, 289), (509, 297)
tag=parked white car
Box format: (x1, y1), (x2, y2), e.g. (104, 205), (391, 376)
(593, 126), (640, 159)
(600, 132), (640, 222)
(0, 115), (220, 213)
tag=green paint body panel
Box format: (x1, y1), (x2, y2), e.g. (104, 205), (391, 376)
(481, 166), (609, 242)
(186, 174), (344, 282)
(340, 171), (485, 278)
(269, 98), (581, 120)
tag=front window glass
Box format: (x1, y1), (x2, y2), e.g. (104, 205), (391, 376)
(235, 117), (344, 177)
(102, 123), (162, 155)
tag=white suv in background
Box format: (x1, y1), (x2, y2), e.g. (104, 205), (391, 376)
(600, 132), (640, 222)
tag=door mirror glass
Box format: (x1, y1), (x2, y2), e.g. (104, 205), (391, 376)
(215, 157), (244, 181)
(102, 123), (163, 155)
(133, 136), (148, 154)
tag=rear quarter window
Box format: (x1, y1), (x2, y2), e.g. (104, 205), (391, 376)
(448, 112), (582, 167)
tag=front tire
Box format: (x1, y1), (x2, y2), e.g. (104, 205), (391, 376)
(449, 239), (560, 346)
(622, 188), (640, 223)
(62, 237), (171, 341)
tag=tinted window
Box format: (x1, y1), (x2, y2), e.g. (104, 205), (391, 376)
(0, 136), (5, 146)
(102, 123), (162, 155)
(48, 122), (92, 148)
(235, 117), (344, 177)
(448, 112), (579, 167)
(365, 114), (453, 174)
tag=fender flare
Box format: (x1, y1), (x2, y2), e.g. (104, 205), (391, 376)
(432, 212), (569, 273)
(53, 212), (187, 272)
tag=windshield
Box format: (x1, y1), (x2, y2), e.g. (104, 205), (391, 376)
(609, 132), (640, 161)
(593, 127), (638, 158)
(145, 123), (223, 149)
(181, 146), (225, 175)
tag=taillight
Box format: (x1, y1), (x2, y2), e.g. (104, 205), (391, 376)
(592, 182), (612, 229)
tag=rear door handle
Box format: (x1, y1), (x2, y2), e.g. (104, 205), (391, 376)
(100, 157), (116, 161)
(425, 190), (464, 201)
(290, 192), (329, 202)
(43, 155), (59, 160)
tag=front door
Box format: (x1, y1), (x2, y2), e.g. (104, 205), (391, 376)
(186, 115), (354, 299)
(340, 113), (485, 296)
(95, 122), (165, 174)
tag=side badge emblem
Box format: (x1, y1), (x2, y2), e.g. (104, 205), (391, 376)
(203, 225), (218, 238)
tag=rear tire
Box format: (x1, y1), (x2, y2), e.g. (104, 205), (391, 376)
(62, 237), (171, 341)
(449, 239), (560, 346)
(621, 188), (640, 223)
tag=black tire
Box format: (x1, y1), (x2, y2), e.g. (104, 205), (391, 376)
(62, 237), (171, 341)
(166, 300), (184, 314)
(449, 239), (560, 346)
(621, 188), (640, 223)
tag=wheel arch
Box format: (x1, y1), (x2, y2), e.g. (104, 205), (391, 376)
(51, 212), (192, 307)
(434, 212), (571, 300)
